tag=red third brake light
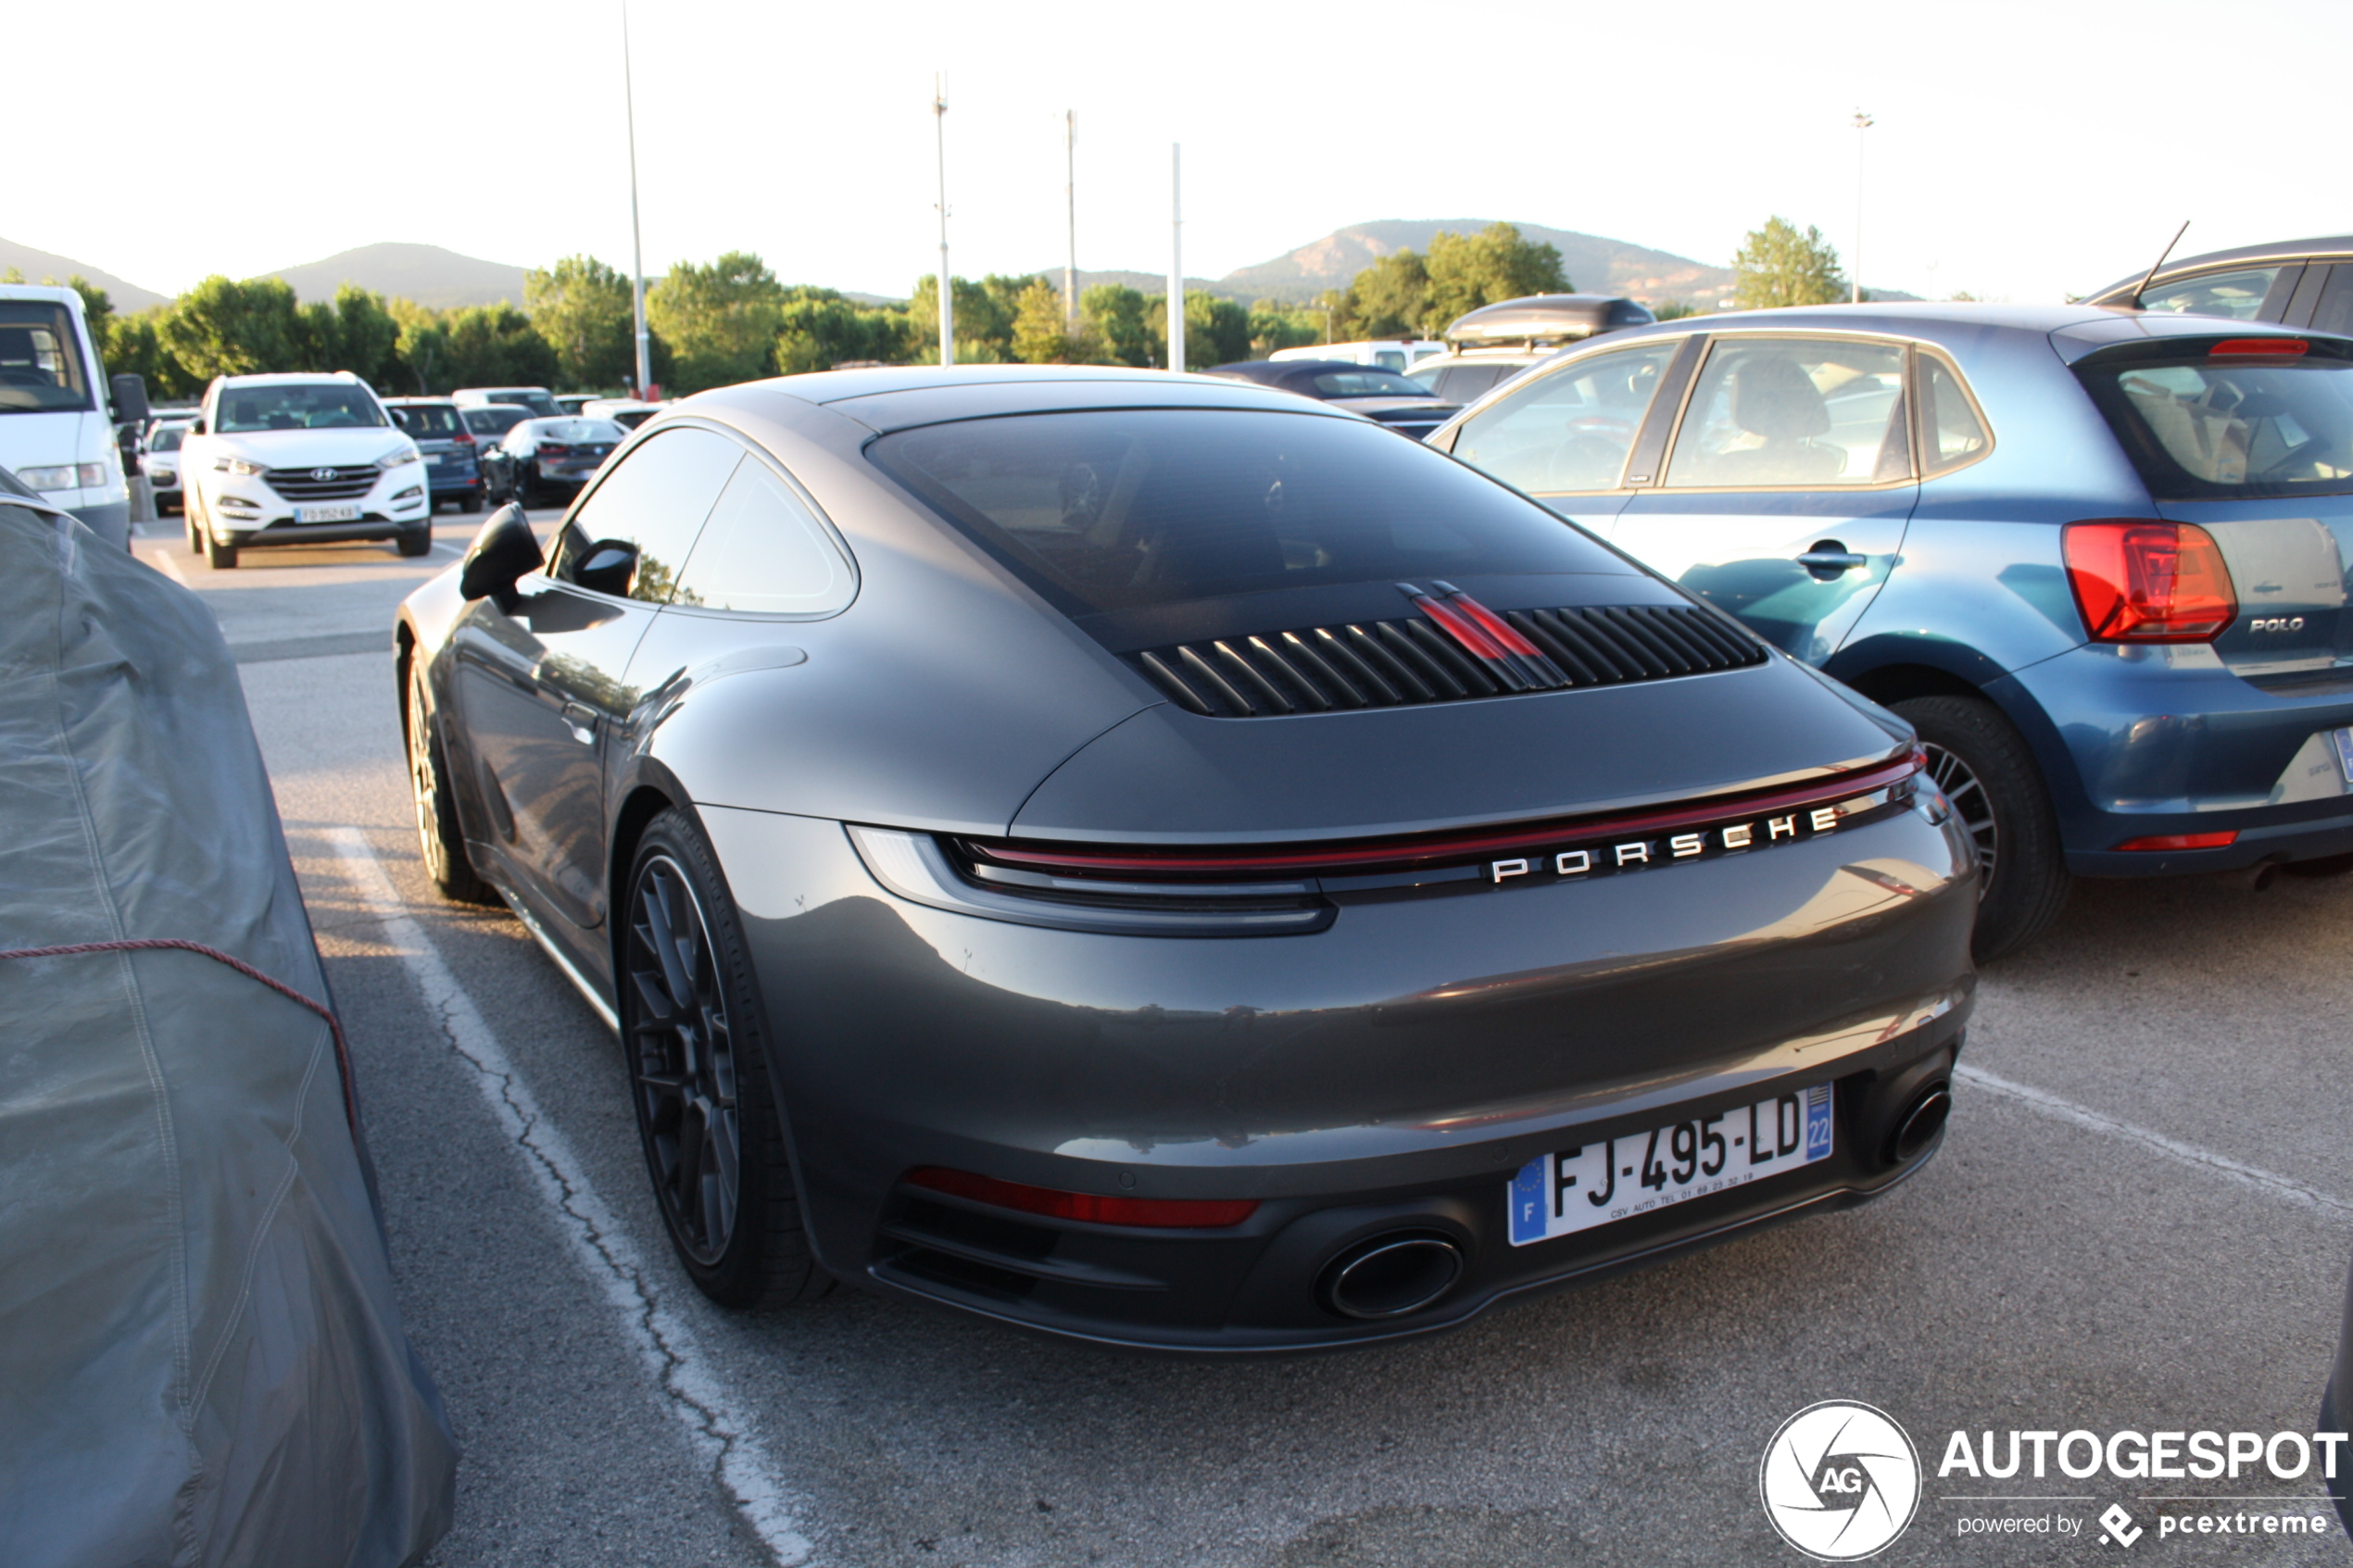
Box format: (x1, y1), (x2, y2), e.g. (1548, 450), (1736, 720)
(2062, 520), (2236, 642)
(905, 1167), (1258, 1228)
(2209, 338), (2309, 358)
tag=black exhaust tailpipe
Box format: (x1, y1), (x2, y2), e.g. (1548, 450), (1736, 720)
(1887, 1084), (1952, 1165)
(1319, 1233), (1465, 1320)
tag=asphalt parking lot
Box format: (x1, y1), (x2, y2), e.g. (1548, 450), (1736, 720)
(137, 512), (2353, 1566)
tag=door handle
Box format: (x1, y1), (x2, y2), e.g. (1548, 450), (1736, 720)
(560, 701), (598, 745)
(1796, 543), (1868, 579)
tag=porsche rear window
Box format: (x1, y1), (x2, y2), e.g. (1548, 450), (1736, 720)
(867, 407), (1629, 615)
(2076, 349), (2353, 500)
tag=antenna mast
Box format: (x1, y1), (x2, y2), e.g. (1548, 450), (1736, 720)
(2131, 221), (2192, 310)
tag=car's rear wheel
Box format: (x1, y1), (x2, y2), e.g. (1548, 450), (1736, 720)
(1893, 695), (2069, 963)
(623, 809), (829, 1309)
(406, 660), (499, 905)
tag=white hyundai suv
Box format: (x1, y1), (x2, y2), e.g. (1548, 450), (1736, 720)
(181, 372), (430, 569)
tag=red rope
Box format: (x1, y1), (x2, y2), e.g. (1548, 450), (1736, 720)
(0, 938), (357, 1134)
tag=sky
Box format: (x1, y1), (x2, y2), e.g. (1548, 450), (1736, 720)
(16, 0), (2349, 307)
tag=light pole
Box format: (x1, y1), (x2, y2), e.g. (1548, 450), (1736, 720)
(1063, 110), (1077, 331)
(1851, 109), (1874, 306)
(935, 74), (953, 367)
(623, 0), (649, 395)
(1167, 143), (1184, 372)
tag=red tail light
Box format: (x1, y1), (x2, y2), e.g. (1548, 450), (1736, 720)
(2209, 338), (2308, 358)
(904, 1167), (1258, 1228)
(2114, 831), (2237, 851)
(451, 429), (476, 445)
(2062, 520), (2236, 643)
(538, 442), (573, 458)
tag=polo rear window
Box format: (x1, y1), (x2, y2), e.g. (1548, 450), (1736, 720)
(2075, 340), (2353, 500)
(867, 407), (1633, 626)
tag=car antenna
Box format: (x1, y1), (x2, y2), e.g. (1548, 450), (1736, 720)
(2129, 220), (2191, 310)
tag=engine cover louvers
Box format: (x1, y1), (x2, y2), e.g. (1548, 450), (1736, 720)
(1130, 604), (1768, 718)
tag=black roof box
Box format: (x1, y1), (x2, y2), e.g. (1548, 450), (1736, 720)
(1445, 294), (1656, 348)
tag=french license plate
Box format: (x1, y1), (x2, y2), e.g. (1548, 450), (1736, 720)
(1508, 1084), (1834, 1246)
(2332, 726), (2353, 785)
(295, 504), (359, 524)
(424, 453), (443, 465)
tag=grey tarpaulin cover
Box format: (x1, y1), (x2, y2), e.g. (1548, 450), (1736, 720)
(0, 496), (456, 1565)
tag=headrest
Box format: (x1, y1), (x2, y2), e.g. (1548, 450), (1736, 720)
(1730, 357), (1831, 441)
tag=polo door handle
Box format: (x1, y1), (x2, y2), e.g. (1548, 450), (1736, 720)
(1796, 543), (1868, 578)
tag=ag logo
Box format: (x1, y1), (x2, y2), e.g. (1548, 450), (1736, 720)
(1760, 1400), (1920, 1560)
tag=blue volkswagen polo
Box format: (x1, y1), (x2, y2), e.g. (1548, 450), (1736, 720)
(1429, 305), (2353, 959)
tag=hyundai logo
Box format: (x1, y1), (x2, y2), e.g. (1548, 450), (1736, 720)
(311, 467), (336, 483)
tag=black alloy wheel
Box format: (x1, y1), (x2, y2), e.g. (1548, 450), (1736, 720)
(1893, 695), (2069, 964)
(407, 660), (499, 904)
(623, 809), (829, 1308)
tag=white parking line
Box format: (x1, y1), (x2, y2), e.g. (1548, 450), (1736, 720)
(328, 828), (814, 1565)
(1956, 1063), (2353, 1219)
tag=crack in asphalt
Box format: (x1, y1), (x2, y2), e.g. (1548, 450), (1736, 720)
(327, 828), (812, 1566)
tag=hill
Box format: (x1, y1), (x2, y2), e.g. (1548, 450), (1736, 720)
(0, 237), (170, 311)
(1219, 220), (1737, 307)
(262, 242), (528, 309)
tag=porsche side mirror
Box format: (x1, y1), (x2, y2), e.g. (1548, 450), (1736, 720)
(458, 503), (543, 607)
(573, 538), (639, 599)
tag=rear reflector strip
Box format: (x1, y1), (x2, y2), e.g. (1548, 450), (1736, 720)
(2209, 338), (2309, 357)
(2114, 831), (2238, 851)
(904, 1167), (1259, 1229)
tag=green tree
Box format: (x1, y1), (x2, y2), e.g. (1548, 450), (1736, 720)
(57, 276), (114, 355)
(906, 275), (1016, 364)
(1340, 250), (1429, 340)
(1079, 283), (1153, 367)
(331, 284), (403, 388)
(1011, 279), (1074, 363)
(1651, 300), (1703, 321)
(1420, 223), (1568, 335)
(160, 275), (302, 380)
(1248, 299), (1321, 357)
(1731, 217), (1847, 309)
(648, 251), (786, 393)
(1146, 290), (1250, 370)
(773, 287), (910, 373)
(100, 308), (195, 398)
(437, 303), (560, 389)
(527, 255), (635, 391)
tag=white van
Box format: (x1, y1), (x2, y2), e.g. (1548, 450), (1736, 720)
(1268, 339), (1445, 373)
(0, 282), (147, 548)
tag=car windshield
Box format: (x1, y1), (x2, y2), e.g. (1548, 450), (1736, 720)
(217, 384), (386, 433)
(0, 302), (94, 414)
(533, 419), (625, 443)
(393, 404), (463, 437)
(148, 426), (187, 452)
(867, 407), (1629, 618)
(464, 407), (531, 436)
(2076, 348), (2353, 500)
(1310, 369), (1430, 398)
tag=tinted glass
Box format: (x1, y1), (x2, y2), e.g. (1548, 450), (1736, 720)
(551, 425), (743, 602)
(673, 458), (852, 615)
(1664, 339), (1908, 487)
(2076, 350), (2353, 499)
(2139, 266), (2284, 322)
(0, 303), (93, 413)
(1450, 343), (1678, 494)
(1309, 369), (1428, 397)
(868, 408), (1627, 616)
(1437, 364), (1514, 404)
(216, 384), (385, 433)
(2309, 269), (2353, 337)
(395, 404), (463, 437)
(1919, 356), (1990, 476)
(529, 419), (626, 444)
(463, 407), (529, 436)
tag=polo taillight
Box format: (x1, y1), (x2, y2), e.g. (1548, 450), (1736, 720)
(904, 1167), (1258, 1228)
(2062, 520), (2236, 643)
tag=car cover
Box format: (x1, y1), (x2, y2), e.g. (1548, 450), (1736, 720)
(0, 494), (456, 1566)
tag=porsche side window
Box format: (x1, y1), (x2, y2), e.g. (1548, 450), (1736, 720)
(551, 425), (741, 603)
(671, 458), (854, 616)
(1919, 355), (1992, 477)
(1662, 338), (1908, 488)
(1450, 344), (1678, 495)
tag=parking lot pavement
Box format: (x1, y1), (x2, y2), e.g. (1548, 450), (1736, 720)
(170, 525), (2353, 1566)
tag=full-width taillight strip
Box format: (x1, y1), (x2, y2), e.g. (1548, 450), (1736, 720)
(904, 1167), (1259, 1228)
(965, 748), (1923, 882)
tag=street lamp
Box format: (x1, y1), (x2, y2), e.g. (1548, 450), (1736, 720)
(1852, 109), (1874, 306)
(935, 75), (953, 367)
(623, 0), (649, 396)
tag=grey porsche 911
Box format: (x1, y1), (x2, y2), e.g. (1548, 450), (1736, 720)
(396, 365), (1977, 1353)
